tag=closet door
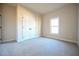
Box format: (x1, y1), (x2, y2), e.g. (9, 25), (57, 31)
(22, 14), (36, 40)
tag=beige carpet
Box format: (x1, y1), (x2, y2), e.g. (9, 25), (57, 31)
(0, 37), (79, 56)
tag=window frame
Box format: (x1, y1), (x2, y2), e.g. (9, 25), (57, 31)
(49, 17), (59, 34)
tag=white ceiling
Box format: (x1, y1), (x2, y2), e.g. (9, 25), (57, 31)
(20, 3), (68, 14)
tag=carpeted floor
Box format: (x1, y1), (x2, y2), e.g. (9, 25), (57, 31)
(0, 37), (79, 56)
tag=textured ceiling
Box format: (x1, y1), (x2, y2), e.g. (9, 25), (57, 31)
(20, 3), (68, 14)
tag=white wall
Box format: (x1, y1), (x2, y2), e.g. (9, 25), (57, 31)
(0, 4), (1, 14)
(78, 4), (79, 46)
(1, 4), (17, 42)
(42, 4), (77, 43)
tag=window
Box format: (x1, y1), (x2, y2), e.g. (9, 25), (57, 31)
(50, 17), (59, 34)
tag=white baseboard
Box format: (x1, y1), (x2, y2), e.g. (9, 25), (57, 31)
(42, 36), (77, 44)
(17, 36), (41, 43)
(0, 40), (16, 43)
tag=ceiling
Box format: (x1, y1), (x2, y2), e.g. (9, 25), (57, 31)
(20, 3), (68, 15)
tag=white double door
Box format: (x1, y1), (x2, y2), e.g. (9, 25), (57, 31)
(22, 15), (36, 40)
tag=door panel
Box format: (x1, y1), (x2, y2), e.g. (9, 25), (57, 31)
(22, 16), (30, 40)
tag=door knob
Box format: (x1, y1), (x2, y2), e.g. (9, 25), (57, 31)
(29, 28), (32, 30)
